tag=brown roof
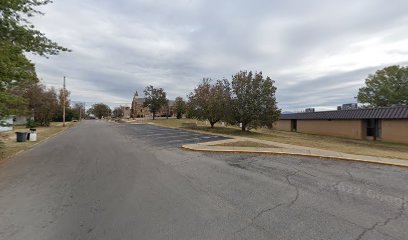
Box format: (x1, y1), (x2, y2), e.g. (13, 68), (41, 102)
(280, 106), (408, 120)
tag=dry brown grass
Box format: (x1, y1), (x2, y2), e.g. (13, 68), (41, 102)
(0, 122), (75, 163)
(153, 119), (408, 160)
(253, 128), (408, 160)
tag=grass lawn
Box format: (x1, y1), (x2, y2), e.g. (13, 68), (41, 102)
(152, 118), (205, 127)
(150, 118), (408, 160)
(0, 122), (75, 163)
(215, 141), (281, 148)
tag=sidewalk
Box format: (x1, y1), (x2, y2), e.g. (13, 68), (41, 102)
(182, 136), (408, 168)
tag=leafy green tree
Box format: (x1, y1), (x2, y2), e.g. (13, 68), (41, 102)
(1, 0), (70, 119)
(112, 107), (124, 118)
(357, 65), (408, 107)
(87, 103), (111, 119)
(0, 0), (70, 56)
(231, 71), (280, 131)
(187, 78), (231, 128)
(143, 85), (167, 120)
(72, 103), (85, 120)
(0, 0), (70, 119)
(0, 41), (38, 118)
(174, 96), (186, 119)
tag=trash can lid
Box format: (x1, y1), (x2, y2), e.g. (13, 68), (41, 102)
(30, 128), (37, 131)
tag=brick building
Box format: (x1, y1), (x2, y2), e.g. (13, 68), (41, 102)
(130, 92), (176, 118)
(274, 106), (408, 144)
(120, 106), (131, 119)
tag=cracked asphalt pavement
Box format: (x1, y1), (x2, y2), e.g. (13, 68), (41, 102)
(0, 120), (407, 239)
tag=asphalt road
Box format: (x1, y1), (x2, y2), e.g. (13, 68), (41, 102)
(0, 120), (407, 240)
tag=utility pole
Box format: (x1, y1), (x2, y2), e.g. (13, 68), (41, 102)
(63, 76), (66, 127)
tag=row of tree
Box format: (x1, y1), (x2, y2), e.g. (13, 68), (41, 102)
(135, 71), (280, 132)
(23, 84), (84, 126)
(186, 71), (280, 131)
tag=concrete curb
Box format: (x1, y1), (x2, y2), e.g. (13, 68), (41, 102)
(182, 144), (408, 168)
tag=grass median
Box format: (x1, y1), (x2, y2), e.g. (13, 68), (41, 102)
(0, 122), (75, 163)
(150, 118), (408, 160)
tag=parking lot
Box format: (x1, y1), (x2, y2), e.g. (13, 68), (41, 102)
(123, 124), (229, 148)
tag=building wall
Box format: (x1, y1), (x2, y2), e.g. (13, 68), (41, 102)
(274, 120), (292, 131)
(297, 120), (364, 139)
(120, 106), (131, 119)
(131, 98), (176, 118)
(274, 118), (408, 144)
(134, 105), (152, 118)
(381, 120), (408, 144)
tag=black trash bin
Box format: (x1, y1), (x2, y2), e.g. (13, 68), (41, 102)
(16, 132), (28, 142)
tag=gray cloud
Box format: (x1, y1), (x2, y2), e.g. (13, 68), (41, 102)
(28, 0), (408, 110)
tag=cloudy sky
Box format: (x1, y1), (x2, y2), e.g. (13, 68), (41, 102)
(28, 0), (408, 111)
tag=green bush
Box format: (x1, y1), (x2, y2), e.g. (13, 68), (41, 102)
(25, 119), (40, 128)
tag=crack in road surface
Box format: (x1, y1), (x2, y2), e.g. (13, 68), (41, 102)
(233, 203), (285, 238)
(285, 170), (301, 208)
(355, 201), (407, 240)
